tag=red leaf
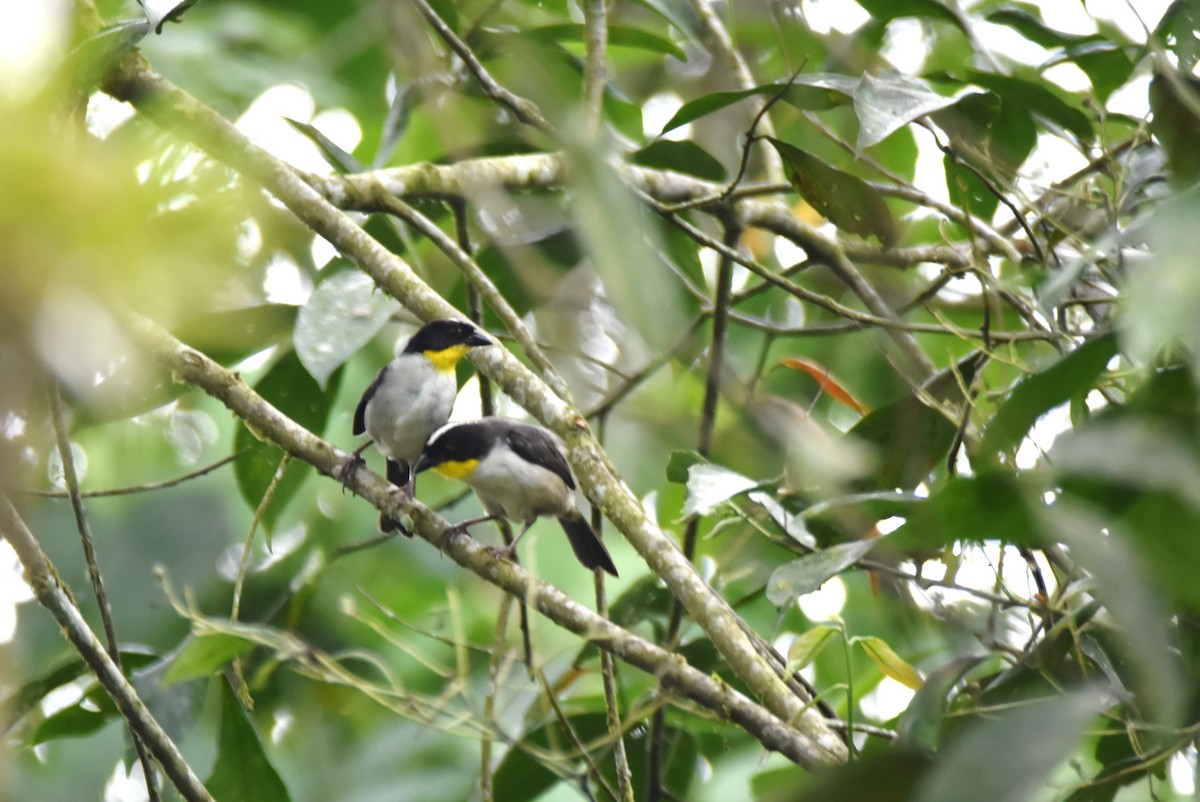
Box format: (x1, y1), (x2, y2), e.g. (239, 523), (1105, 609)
(780, 357), (871, 416)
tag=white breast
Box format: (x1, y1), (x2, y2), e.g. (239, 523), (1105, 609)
(466, 441), (577, 524)
(364, 361), (457, 464)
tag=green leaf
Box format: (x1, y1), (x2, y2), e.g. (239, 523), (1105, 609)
(967, 71), (1093, 142)
(1155, 0), (1200, 71)
(768, 138), (898, 246)
(630, 0), (696, 43)
(791, 748), (932, 802)
(749, 491), (816, 548)
(680, 463), (758, 518)
(1062, 43), (1134, 103)
(767, 539), (878, 606)
(132, 654), (207, 744)
(984, 6), (1088, 48)
(658, 75), (856, 135)
(1116, 492), (1200, 615)
(944, 152), (1000, 223)
(856, 635), (923, 689)
(527, 23), (686, 60)
(915, 688), (1109, 802)
(931, 90), (1037, 181)
(284, 118), (364, 173)
(787, 624), (841, 671)
(295, 270), (400, 389)
(601, 88), (646, 144)
(896, 655), (988, 752)
(608, 575), (673, 630)
(32, 690), (118, 744)
(63, 18), (151, 92)
(848, 395), (957, 491)
(887, 473), (1042, 556)
(175, 305), (298, 367)
(976, 332), (1117, 463)
(1050, 417), (1200, 508)
(855, 0), (964, 29)
(752, 765), (814, 802)
(803, 491), (925, 546)
(1124, 193), (1200, 372)
(854, 73), (966, 151)
(493, 713), (696, 801)
(1040, 500), (1186, 726)
(1150, 71), (1200, 181)
(631, 140), (726, 181)
(164, 633), (258, 685)
(3, 651), (156, 728)
(666, 449), (705, 483)
(234, 349), (343, 530)
(206, 679), (292, 802)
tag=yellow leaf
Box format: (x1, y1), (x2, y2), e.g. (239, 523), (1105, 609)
(787, 624), (840, 672)
(858, 635), (923, 690)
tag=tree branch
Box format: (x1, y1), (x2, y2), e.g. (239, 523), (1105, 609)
(0, 494), (213, 802)
(406, 0), (556, 137)
(96, 42), (844, 766)
(117, 309), (844, 767)
(581, 0), (608, 136)
(685, 0), (785, 184)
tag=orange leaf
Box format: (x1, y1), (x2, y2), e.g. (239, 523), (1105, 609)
(780, 357), (870, 416)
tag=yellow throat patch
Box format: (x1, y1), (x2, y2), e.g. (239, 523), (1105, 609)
(433, 459), (480, 480)
(425, 344), (471, 373)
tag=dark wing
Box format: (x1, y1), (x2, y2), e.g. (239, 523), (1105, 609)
(353, 365), (389, 436)
(504, 424), (576, 490)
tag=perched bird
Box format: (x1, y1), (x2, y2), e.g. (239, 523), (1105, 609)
(415, 417), (618, 576)
(345, 319), (491, 532)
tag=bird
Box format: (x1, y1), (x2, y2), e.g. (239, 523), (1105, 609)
(414, 417), (619, 576)
(344, 319), (491, 532)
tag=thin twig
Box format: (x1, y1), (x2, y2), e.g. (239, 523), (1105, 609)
(25, 453), (239, 498)
(231, 452), (291, 623)
(47, 384), (164, 800)
(534, 667), (616, 802)
(650, 223), (737, 802)
(685, 0), (784, 183)
(406, 0), (556, 136)
(595, 541), (633, 802)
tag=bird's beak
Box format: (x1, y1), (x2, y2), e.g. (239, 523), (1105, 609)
(414, 454), (433, 474)
(467, 331), (492, 347)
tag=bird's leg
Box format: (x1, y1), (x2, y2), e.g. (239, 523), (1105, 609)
(498, 521), (535, 560)
(339, 441), (372, 489)
(385, 459), (413, 496)
(379, 459), (414, 535)
(439, 514), (498, 553)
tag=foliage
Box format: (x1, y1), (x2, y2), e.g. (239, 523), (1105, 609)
(3, 0), (1200, 800)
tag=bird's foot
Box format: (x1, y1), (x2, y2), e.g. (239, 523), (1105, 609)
(339, 444), (370, 490)
(437, 522), (471, 554)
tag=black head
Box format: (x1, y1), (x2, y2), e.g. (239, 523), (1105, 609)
(415, 420), (496, 475)
(403, 320), (491, 354)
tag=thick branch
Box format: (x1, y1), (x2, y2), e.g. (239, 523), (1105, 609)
(120, 310), (841, 767)
(98, 52), (847, 765)
(307, 156), (980, 271)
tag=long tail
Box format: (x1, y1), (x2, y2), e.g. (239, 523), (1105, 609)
(558, 512), (618, 577)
